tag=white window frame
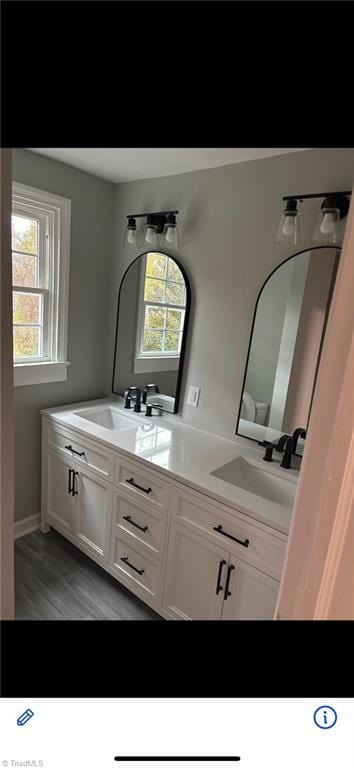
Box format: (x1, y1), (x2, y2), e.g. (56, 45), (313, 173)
(134, 254), (185, 375)
(12, 182), (71, 386)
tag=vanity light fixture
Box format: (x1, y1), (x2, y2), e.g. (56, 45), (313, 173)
(125, 210), (179, 251)
(123, 216), (137, 248)
(311, 193), (350, 244)
(161, 212), (179, 249)
(276, 191), (351, 245)
(143, 214), (159, 249)
(275, 199), (301, 244)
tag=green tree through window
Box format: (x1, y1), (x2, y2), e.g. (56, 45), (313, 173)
(140, 253), (186, 356)
(12, 214), (43, 358)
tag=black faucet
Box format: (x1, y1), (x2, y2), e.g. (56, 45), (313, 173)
(280, 436), (294, 468)
(291, 427), (307, 454)
(259, 433), (292, 462)
(260, 431), (299, 469)
(123, 387), (141, 413)
(275, 433), (292, 453)
(142, 383), (159, 405)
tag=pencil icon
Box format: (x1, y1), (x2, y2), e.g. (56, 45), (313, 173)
(17, 709), (34, 726)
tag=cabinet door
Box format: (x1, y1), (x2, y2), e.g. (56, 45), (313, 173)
(74, 465), (112, 561)
(74, 465), (112, 562)
(221, 557), (280, 620)
(162, 522), (229, 620)
(47, 449), (75, 534)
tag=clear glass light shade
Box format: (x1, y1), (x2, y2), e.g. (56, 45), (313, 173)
(275, 211), (301, 244)
(123, 217), (138, 249)
(123, 227), (137, 247)
(161, 223), (179, 249)
(312, 207), (340, 244)
(140, 224), (158, 249)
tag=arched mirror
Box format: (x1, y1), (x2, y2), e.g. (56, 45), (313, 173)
(112, 251), (191, 414)
(236, 246), (340, 454)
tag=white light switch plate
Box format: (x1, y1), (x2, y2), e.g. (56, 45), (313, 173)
(187, 385), (201, 407)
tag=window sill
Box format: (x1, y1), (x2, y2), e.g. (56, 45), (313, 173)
(14, 361), (70, 387)
(134, 356), (179, 374)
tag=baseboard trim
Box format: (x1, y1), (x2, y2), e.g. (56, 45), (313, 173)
(14, 514), (40, 540)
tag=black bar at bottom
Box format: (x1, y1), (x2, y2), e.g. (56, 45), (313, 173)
(114, 758), (241, 762)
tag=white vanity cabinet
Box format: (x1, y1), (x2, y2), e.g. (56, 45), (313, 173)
(108, 456), (170, 610)
(161, 486), (284, 620)
(220, 557), (280, 620)
(41, 416), (288, 620)
(46, 448), (76, 536)
(42, 424), (114, 564)
(161, 522), (229, 620)
(161, 521), (279, 620)
(74, 465), (112, 562)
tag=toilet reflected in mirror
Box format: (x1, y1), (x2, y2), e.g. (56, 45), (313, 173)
(236, 246), (340, 454)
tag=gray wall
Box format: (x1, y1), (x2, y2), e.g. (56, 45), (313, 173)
(106, 149), (354, 440)
(13, 150), (115, 521)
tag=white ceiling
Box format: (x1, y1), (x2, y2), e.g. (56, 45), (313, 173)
(29, 147), (309, 184)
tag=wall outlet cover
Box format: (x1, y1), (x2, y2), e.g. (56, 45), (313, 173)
(187, 385), (201, 407)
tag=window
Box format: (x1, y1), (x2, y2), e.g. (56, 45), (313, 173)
(135, 253), (186, 373)
(12, 183), (71, 386)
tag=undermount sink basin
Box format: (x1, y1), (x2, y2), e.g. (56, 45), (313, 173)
(210, 456), (297, 507)
(74, 406), (141, 432)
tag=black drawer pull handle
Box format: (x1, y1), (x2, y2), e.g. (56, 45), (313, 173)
(126, 477), (152, 494)
(68, 468), (73, 495)
(213, 524), (249, 548)
(65, 444), (85, 457)
(120, 556), (145, 576)
(72, 470), (79, 496)
(123, 515), (148, 533)
(216, 559), (227, 595)
(224, 564), (235, 601)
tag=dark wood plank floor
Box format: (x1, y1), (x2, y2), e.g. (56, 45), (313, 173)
(15, 529), (160, 620)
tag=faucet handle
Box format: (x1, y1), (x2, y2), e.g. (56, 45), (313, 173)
(280, 436), (294, 468)
(258, 440), (275, 462)
(263, 445), (274, 462)
(142, 383), (160, 404)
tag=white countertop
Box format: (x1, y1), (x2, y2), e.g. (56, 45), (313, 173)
(41, 397), (301, 536)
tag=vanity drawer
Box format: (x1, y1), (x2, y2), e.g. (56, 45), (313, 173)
(47, 423), (114, 481)
(171, 486), (287, 580)
(114, 457), (170, 512)
(110, 535), (162, 605)
(112, 490), (167, 559)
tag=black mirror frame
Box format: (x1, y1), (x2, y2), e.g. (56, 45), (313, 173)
(235, 244), (341, 451)
(111, 250), (191, 415)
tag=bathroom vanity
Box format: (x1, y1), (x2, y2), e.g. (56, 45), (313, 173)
(41, 398), (299, 620)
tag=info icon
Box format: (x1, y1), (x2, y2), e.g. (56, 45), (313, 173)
(313, 706), (337, 729)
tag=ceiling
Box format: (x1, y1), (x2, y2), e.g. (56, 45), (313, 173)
(29, 148), (309, 184)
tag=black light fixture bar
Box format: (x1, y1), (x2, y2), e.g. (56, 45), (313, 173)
(283, 191), (351, 202)
(127, 210), (179, 219)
